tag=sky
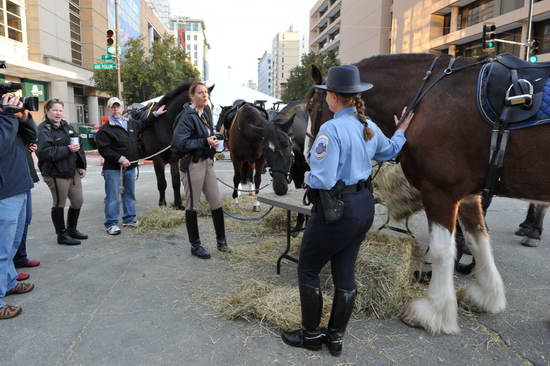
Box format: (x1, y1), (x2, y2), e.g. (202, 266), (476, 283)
(167, 0), (313, 85)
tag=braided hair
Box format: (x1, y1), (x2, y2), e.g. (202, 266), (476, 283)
(336, 93), (374, 141)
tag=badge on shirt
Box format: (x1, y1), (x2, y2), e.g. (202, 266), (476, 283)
(314, 135), (329, 160)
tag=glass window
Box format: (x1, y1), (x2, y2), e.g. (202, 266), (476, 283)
(187, 34), (190, 40)
(455, 39), (484, 58)
(194, 35), (197, 40)
(193, 24), (198, 31)
(194, 52), (198, 59)
(68, 0), (82, 65)
(496, 27), (522, 56)
(194, 44), (197, 50)
(500, 0), (523, 14)
(187, 44), (191, 50)
(534, 19), (550, 54)
(443, 13), (451, 35)
(459, 0), (495, 29)
(5, 0), (22, 42)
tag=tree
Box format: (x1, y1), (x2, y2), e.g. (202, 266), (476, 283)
(281, 51), (340, 101)
(92, 35), (200, 105)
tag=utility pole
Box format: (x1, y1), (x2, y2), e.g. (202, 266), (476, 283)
(525, 0), (534, 60)
(114, 0), (122, 99)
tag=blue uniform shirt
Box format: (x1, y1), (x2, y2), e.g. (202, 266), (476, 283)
(306, 106), (406, 190)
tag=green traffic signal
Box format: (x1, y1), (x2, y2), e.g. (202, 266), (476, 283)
(107, 45), (116, 55)
(529, 55), (538, 63)
(487, 41), (495, 48)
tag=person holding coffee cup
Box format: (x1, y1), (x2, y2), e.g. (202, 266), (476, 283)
(37, 98), (87, 245)
(171, 81), (230, 259)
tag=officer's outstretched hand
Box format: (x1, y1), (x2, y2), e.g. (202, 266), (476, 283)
(395, 106), (414, 133)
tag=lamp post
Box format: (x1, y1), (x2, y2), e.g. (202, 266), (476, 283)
(114, 0), (122, 99)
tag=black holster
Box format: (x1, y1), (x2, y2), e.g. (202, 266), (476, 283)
(305, 181), (346, 224)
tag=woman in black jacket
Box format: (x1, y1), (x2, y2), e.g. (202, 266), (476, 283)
(37, 99), (87, 245)
(172, 82), (229, 259)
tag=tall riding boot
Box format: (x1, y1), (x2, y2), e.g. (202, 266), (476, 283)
(325, 288), (357, 357)
(67, 208), (88, 240)
(185, 210), (210, 259)
(211, 207), (230, 252)
(51, 207), (80, 246)
(281, 284), (324, 351)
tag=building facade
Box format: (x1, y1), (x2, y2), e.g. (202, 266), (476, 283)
(145, 0), (171, 29)
(169, 16), (210, 80)
(257, 51), (272, 96)
(0, 0), (169, 125)
(272, 30), (301, 98)
(309, 0), (392, 64)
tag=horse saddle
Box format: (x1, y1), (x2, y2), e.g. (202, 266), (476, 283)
(477, 53), (550, 129)
(226, 101), (269, 123)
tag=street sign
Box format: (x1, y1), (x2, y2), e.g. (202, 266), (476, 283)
(93, 63), (117, 70)
(101, 54), (115, 61)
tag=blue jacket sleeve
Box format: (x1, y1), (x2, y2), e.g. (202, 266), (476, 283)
(0, 113), (19, 156)
(371, 122), (406, 162)
(306, 124), (340, 190)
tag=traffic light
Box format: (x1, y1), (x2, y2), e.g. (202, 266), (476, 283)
(529, 39), (540, 63)
(482, 23), (496, 50)
(106, 29), (115, 54)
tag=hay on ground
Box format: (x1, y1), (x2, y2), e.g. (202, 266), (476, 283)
(373, 163), (423, 221)
(217, 231), (426, 330)
(136, 207), (184, 234)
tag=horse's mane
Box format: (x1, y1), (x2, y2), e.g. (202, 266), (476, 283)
(157, 81), (193, 107)
(356, 53), (489, 68)
(239, 103), (267, 123)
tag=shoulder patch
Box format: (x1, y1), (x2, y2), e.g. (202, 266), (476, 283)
(314, 134), (330, 160)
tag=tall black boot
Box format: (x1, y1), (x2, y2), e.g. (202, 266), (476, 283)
(281, 284), (323, 351)
(325, 288), (357, 357)
(67, 208), (88, 240)
(185, 210), (210, 259)
(51, 207), (80, 246)
(211, 207), (229, 252)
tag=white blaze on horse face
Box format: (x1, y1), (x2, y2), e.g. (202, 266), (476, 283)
(268, 141), (276, 152)
(401, 224), (459, 335)
(304, 115), (313, 164)
(459, 221), (506, 314)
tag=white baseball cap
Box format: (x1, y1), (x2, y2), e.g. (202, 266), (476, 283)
(107, 97), (123, 108)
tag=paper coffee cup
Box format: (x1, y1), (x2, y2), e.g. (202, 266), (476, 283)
(70, 137), (79, 145)
(215, 139), (224, 152)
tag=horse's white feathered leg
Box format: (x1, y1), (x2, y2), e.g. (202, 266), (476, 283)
(402, 223), (460, 335)
(460, 228), (506, 313)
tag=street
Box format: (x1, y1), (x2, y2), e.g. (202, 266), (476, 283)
(1, 155), (549, 366)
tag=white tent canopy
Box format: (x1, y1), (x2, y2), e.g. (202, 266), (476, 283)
(140, 78), (281, 122)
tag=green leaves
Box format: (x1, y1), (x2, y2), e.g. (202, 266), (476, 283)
(91, 35), (200, 104)
(281, 51), (340, 101)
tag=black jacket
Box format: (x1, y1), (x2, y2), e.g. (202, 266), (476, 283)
(171, 104), (215, 170)
(18, 115), (39, 183)
(0, 112), (33, 200)
(37, 119), (87, 178)
(95, 114), (155, 171)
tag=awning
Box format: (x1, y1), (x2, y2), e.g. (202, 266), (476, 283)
(0, 55), (92, 85)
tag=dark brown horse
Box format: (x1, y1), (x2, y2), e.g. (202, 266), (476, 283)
(305, 53), (550, 335)
(137, 82), (214, 209)
(226, 103), (294, 210)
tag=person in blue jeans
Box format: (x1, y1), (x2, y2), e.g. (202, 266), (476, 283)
(95, 97), (166, 235)
(0, 95), (36, 319)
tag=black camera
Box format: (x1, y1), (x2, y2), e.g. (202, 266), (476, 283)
(0, 82), (40, 113)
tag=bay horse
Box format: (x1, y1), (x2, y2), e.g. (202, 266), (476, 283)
(306, 53), (550, 335)
(137, 82), (214, 210)
(227, 103), (294, 210)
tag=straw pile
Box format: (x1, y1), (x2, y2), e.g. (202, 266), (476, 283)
(373, 163), (423, 221)
(217, 231), (426, 330)
(136, 207), (184, 234)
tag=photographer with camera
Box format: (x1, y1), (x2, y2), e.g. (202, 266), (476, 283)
(37, 99), (88, 246)
(0, 93), (36, 319)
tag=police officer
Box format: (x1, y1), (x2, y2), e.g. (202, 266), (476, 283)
(172, 82), (229, 259)
(281, 65), (413, 356)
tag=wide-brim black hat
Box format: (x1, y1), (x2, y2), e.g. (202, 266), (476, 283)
(315, 65), (373, 94)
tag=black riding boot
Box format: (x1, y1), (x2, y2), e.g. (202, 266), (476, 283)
(67, 208), (88, 240)
(51, 207), (80, 246)
(211, 207), (229, 252)
(185, 210), (210, 259)
(325, 288), (357, 357)
(281, 284), (324, 351)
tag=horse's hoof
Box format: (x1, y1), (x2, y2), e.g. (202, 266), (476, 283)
(159, 201), (167, 207)
(174, 205), (185, 211)
(400, 298), (460, 335)
(459, 283), (506, 314)
(413, 270), (432, 284)
(521, 237), (540, 247)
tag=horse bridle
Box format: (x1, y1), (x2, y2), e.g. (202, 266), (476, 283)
(267, 126), (295, 184)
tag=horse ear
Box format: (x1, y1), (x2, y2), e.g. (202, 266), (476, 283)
(277, 114), (295, 133)
(208, 84), (215, 94)
(311, 65), (323, 85)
